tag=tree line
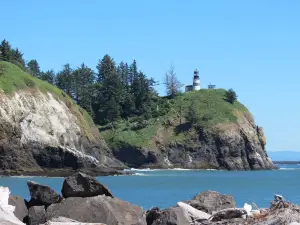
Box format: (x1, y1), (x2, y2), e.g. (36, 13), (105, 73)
(0, 39), (165, 125)
(0, 39), (237, 128)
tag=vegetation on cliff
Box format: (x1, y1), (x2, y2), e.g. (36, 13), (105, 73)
(101, 89), (248, 148)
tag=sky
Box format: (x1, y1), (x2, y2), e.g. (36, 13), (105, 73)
(1, 0), (300, 152)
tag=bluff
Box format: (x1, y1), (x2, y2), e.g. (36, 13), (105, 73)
(102, 89), (276, 170)
(0, 61), (123, 176)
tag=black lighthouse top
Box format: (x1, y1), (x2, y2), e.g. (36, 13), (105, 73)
(194, 69), (199, 79)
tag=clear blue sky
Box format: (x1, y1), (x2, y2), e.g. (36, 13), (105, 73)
(2, 0), (300, 152)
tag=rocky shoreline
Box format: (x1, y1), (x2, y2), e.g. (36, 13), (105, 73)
(0, 167), (131, 177)
(1, 172), (299, 225)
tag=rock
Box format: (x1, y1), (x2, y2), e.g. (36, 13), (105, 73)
(0, 83), (124, 176)
(46, 195), (146, 225)
(46, 217), (79, 222)
(111, 108), (277, 171)
(146, 206), (190, 225)
(177, 202), (211, 220)
(28, 206), (46, 225)
(209, 208), (247, 222)
(8, 195), (28, 222)
(0, 186), (25, 225)
(27, 181), (62, 207)
(187, 191), (235, 214)
(61, 172), (113, 198)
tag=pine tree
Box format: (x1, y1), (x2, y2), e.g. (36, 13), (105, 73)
(95, 55), (123, 124)
(0, 39), (12, 62)
(96, 54), (115, 83)
(27, 59), (41, 77)
(56, 64), (74, 97)
(73, 63), (95, 105)
(128, 60), (138, 87)
(164, 64), (182, 98)
(40, 70), (55, 84)
(225, 88), (237, 104)
(11, 48), (25, 69)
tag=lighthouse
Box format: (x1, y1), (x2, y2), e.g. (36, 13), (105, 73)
(185, 69), (201, 92)
(193, 69), (200, 91)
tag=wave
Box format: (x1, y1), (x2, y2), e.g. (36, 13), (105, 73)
(124, 168), (218, 172)
(169, 168), (193, 171)
(124, 168), (152, 172)
(279, 168), (298, 170)
(133, 173), (147, 176)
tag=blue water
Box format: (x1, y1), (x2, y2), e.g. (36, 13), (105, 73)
(0, 164), (300, 210)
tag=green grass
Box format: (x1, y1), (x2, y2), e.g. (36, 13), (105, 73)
(0, 61), (97, 139)
(101, 89), (249, 148)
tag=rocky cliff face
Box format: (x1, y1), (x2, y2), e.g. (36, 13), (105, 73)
(113, 111), (276, 170)
(0, 90), (123, 175)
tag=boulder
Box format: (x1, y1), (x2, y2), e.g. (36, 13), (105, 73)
(177, 202), (211, 220)
(61, 172), (113, 198)
(46, 195), (146, 225)
(46, 217), (79, 223)
(186, 191), (235, 214)
(146, 206), (190, 225)
(27, 181), (62, 207)
(28, 206), (46, 225)
(8, 196), (28, 222)
(209, 208), (247, 222)
(0, 186), (25, 225)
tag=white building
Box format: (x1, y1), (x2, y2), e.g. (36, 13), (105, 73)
(185, 69), (200, 92)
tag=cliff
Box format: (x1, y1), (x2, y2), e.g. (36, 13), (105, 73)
(102, 89), (276, 170)
(0, 61), (123, 176)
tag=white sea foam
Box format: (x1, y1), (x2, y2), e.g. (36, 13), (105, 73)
(169, 168), (193, 171)
(133, 173), (147, 176)
(279, 168), (297, 170)
(124, 168), (152, 172)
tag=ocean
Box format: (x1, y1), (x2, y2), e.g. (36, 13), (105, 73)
(1, 164), (299, 210)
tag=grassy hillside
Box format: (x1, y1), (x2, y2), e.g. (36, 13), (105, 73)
(101, 89), (249, 148)
(0, 61), (96, 139)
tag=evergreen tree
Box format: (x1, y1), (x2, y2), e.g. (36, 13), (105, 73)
(27, 59), (41, 77)
(56, 64), (74, 97)
(128, 60), (138, 87)
(96, 54), (115, 83)
(0, 39), (12, 62)
(225, 88), (237, 104)
(11, 48), (25, 69)
(164, 64), (182, 98)
(73, 63), (95, 105)
(40, 70), (55, 84)
(95, 55), (123, 124)
(117, 61), (129, 88)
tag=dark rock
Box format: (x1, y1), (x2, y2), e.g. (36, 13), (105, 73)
(61, 172), (113, 198)
(185, 191), (235, 214)
(28, 206), (46, 225)
(146, 207), (190, 225)
(111, 112), (277, 171)
(46, 195), (146, 225)
(27, 181), (62, 207)
(210, 208), (247, 221)
(8, 195), (28, 222)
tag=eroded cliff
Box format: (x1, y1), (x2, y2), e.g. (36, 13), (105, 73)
(0, 62), (123, 175)
(104, 90), (276, 170)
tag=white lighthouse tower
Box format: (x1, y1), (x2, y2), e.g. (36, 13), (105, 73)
(193, 69), (200, 91)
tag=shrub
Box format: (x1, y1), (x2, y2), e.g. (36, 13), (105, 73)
(225, 88), (237, 104)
